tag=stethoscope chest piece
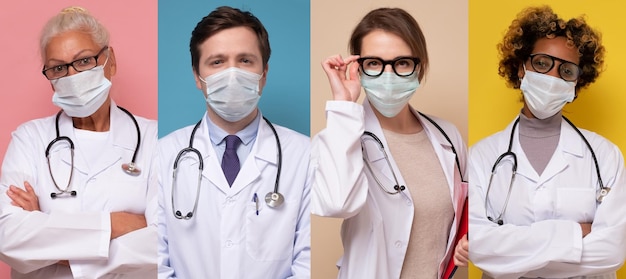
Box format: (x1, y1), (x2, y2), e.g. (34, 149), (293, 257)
(597, 187), (610, 203)
(265, 192), (284, 208)
(122, 162), (141, 176)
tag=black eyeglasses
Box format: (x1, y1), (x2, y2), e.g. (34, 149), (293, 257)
(42, 46), (109, 80)
(528, 53), (580, 82)
(357, 56), (420, 77)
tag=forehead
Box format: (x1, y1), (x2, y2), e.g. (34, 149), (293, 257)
(360, 30), (412, 59)
(199, 26), (261, 58)
(532, 36), (579, 64)
(45, 30), (100, 61)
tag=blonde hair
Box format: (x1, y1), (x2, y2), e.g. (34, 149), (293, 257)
(39, 6), (110, 61)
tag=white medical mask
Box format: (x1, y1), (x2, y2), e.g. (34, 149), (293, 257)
(200, 67), (262, 122)
(520, 66), (575, 119)
(361, 72), (420, 118)
(51, 64), (111, 118)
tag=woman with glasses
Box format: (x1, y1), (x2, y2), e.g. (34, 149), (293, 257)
(469, 6), (626, 278)
(0, 6), (157, 278)
(311, 7), (468, 278)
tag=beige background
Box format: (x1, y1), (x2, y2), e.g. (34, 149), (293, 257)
(310, 0), (469, 278)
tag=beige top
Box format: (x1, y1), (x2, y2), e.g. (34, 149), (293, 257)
(383, 128), (454, 279)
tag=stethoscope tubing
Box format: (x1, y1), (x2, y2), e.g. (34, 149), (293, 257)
(46, 107), (141, 198)
(361, 111), (465, 196)
(485, 116), (607, 225)
(171, 116), (283, 220)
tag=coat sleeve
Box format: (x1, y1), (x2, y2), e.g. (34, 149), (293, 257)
(0, 124), (111, 274)
(523, 140), (626, 277)
(68, 122), (159, 278)
(468, 142), (583, 279)
(289, 141), (311, 278)
(156, 141), (177, 279)
(310, 101), (369, 218)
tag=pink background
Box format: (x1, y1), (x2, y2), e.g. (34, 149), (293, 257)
(0, 0), (157, 276)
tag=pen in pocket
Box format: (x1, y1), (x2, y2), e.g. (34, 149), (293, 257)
(253, 193), (259, 215)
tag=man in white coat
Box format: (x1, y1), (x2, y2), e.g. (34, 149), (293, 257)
(156, 6), (311, 279)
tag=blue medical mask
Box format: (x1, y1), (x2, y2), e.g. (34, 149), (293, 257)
(520, 66), (575, 119)
(51, 62), (111, 118)
(200, 67), (262, 122)
(361, 72), (420, 118)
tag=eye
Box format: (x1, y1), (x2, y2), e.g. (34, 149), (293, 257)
(210, 59), (223, 66)
(240, 58), (252, 64)
(77, 57), (93, 66)
(52, 65), (67, 73)
(365, 60), (380, 67)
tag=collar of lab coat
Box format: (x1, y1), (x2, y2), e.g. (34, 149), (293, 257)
(58, 99), (138, 175)
(504, 115), (585, 185)
(195, 111), (278, 195)
(362, 99), (458, 194)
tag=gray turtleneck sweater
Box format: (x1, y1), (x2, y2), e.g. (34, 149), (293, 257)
(519, 111), (562, 175)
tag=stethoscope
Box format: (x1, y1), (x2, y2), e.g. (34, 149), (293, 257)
(171, 116), (283, 220)
(45, 106), (141, 199)
(484, 116), (608, 226)
(361, 112), (466, 196)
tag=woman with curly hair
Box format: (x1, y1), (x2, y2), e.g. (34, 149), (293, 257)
(468, 5), (626, 278)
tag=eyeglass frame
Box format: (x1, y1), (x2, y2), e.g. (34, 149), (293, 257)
(356, 56), (420, 77)
(41, 46), (109, 80)
(527, 53), (581, 82)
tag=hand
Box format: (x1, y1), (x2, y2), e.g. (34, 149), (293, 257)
(453, 234), (469, 266)
(110, 212), (147, 239)
(321, 54), (362, 102)
(580, 223), (592, 237)
(6, 182), (40, 211)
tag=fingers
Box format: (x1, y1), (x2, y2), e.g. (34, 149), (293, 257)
(453, 234), (469, 266)
(7, 183), (40, 211)
(321, 54), (360, 79)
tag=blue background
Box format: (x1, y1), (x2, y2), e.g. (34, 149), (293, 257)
(158, 0), (310, 137)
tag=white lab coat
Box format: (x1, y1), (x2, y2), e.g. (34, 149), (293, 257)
(157, 112), (311, 279)
(0, 101), (158, 279)
(469, 116), (626, 279)
(311, 100), (467, 279)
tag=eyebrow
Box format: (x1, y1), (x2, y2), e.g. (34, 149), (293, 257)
(46, 49), (98, 65)
(204, 52), (260, 63)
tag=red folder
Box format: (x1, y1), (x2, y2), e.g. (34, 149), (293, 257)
(444, 197), (468, 279)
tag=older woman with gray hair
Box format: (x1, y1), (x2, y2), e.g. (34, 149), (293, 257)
(0, 6), (157, 279)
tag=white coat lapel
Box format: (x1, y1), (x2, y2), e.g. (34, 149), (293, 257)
(196, 117), (231, 194)
(417, 112), (456, 194)
(230, 118), (272, 194)
(537, 119), (583, 186)
(362, 100), (406, 193)
(87, 104), (132, 178)
(57, 111), (88, 175)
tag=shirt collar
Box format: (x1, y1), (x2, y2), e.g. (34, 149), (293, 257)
(206, 111), (260, 147)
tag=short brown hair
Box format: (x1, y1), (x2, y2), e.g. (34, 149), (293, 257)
(349, 8), (428, 82)
(190, 6), (271, 74)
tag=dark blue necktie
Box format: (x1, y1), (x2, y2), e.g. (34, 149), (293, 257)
(222, 135), (241, 186)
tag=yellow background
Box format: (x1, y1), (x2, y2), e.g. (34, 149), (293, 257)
(469, 0), (626, 277)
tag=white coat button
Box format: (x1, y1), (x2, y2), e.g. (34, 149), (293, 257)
(406, 199), (412, 206)
(226, 240), (233, 247)
(394, 241), (402, 248)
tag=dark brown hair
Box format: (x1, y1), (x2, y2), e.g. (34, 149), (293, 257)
(349, 7), (428, 81)
(190, 6), (271, 74)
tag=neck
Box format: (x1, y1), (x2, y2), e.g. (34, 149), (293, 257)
(72, 98), (111, 132)
(373, 105), (423, 134)
(207, 107), (258, 135)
